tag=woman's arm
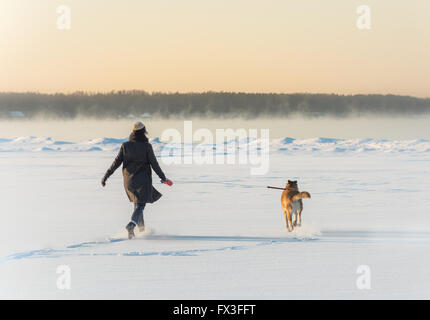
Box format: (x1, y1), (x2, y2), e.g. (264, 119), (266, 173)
(101, 144), (124, 186)
(148, 144), (167, 182)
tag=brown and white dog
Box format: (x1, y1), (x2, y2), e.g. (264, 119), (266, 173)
(281, 180), (311, 232)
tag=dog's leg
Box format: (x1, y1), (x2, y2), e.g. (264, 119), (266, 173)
(293, 211), (297, 227)
(286, 210), (293, 232)
(283, 211), (289, 231)
(297, 209), (302, 226)
(297, 200), (303, 227)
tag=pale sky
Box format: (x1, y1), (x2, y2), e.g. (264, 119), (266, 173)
(1, 0), (429, 96)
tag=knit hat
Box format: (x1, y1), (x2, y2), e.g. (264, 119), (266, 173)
(132, 121), (145, 131)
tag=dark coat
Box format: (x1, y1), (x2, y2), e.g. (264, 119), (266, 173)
(103, 132), (166, 204)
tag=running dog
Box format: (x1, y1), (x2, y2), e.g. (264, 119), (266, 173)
(281, 180), (311, 232)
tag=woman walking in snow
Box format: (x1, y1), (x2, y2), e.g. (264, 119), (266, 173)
(101, 121), (172, 239)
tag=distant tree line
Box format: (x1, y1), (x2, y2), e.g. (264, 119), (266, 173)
(0, 91), (429, 119)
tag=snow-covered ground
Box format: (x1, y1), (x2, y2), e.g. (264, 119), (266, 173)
(1, 137), (430, 299)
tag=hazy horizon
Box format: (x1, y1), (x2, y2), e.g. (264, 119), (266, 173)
(1, 116), (430, 141)
(0, 90), (428, 99)
(2, 92), (429, 121)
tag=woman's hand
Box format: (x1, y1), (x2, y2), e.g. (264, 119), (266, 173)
(162, 179), (173, 186)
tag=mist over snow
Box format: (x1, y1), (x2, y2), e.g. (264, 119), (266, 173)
(1, 92), (430, 120)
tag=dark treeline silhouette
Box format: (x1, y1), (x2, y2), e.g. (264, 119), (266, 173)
(0, 91), (429, 119)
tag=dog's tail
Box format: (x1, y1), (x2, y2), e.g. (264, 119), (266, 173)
(292, 192), (311, 201)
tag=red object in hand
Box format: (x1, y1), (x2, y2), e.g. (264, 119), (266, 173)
(162, 179), (173, 186)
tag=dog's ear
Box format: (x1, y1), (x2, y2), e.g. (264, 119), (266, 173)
(293, 180), (297, 184)
(287, 180), (291, 183)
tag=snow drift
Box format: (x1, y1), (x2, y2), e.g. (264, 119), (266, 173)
(1, 136), (430, 154)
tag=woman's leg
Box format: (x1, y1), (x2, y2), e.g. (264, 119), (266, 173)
(131, 202), (146, 231)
